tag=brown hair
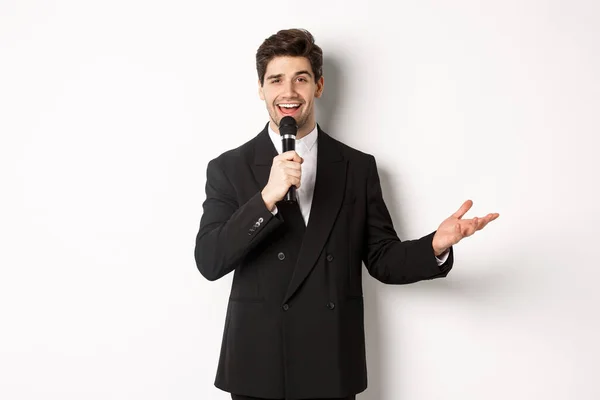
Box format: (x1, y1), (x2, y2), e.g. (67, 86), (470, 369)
(256, 29), (323, 86)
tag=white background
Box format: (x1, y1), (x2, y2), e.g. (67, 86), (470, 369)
(1, 1), (599, 399)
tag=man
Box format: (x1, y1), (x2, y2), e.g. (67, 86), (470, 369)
(194, 29), (499, 400)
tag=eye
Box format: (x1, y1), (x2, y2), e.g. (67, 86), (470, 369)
(297, 77), (307, 82)
(270, 79), (280, 84)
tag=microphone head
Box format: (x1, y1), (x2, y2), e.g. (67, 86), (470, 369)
(279, 116), (297, 137)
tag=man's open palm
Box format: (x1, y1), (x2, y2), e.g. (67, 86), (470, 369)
(432, 200), (500, 256)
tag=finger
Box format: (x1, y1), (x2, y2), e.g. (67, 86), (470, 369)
(283, 167), (302, 178)
(474, 216), (487, 231)
(455, 222), (462, 239)
(478, 213), (500, 230)
(280, 160), (302, 170)
(459, 218), (478, 237)
(279, 150), (303, 163)
(468, 217), (478, 236)
(279, 150), (297, 158)
(476, 213), (497, 224)
(452, 200), (473, 219)
(452, 222), (464, 242)
(484, 213), (499, 221)
(479, 219), (491, 230)
(288, 177), (301, 189)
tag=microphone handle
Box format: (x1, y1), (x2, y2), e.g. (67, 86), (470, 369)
(284, 185), (296, 203)
(281, 136), (297, 203)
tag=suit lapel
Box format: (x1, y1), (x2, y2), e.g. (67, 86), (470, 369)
(283, 126), (347, 304)
(250, 124), (277, 190)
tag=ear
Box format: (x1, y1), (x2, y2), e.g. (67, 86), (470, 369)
(258, 79), (265, 100)
(315, 76), (324, 98)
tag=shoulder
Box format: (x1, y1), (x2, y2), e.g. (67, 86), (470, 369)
(321, 130), (376, 166)
(206, 129), (263, 172)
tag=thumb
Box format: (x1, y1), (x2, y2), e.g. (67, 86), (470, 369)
(291, 152), (303, 163)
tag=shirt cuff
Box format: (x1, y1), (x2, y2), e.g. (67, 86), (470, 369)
(271, 205), (278, 216)
(435, 248), (450, 266)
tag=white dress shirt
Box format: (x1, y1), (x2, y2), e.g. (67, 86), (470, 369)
(267, 123), (449, 265)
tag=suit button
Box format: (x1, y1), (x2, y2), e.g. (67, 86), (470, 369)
(282, 304), (289, 311)
(327, 302), (335, 310)
(278, 252), (285, 260)
(326, 254), (334, 262)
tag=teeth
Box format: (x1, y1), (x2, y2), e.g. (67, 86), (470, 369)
(279, 104), (300, 108)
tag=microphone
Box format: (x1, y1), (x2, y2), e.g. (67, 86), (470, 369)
(279, 116), (298, 203)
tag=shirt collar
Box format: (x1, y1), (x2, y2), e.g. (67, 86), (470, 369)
(268, 123), (319, 154)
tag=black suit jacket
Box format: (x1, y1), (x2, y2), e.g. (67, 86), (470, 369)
(194, 124), (454, 399)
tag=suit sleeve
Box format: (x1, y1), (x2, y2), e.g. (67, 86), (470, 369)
(361, 155), (453, 284)
(194, 158), (283, 281)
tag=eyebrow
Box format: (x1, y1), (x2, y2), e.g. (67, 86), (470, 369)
(266, 70), (313, 81)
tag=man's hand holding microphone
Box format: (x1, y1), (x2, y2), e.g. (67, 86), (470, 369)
(261, 116), (301, 212)
(261, 151), (303, 212)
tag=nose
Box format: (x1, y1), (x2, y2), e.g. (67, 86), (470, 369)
(281, 79), (298, 98)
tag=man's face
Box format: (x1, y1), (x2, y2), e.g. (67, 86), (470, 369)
(259, 56), (324, 137)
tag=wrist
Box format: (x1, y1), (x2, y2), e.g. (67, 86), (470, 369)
(433, 246), (448, 257)
(432, 236), (447, 257)
(261, 189), (276, 212)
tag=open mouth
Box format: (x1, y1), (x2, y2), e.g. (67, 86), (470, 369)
(277, 103), (301, 116)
